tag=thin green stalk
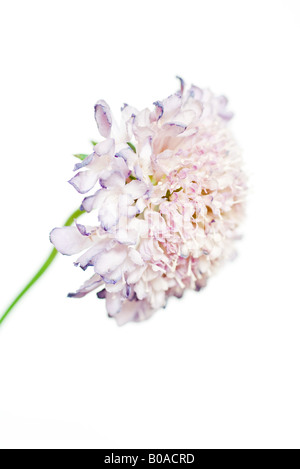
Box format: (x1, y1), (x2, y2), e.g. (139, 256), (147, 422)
(0, 208), (85, 326)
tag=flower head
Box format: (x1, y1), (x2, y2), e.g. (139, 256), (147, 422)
(50, 79), (247, 325)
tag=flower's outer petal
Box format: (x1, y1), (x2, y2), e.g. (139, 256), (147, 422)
(68, 274), (103, 298)
(152, 101), (164, 121)
(94, 99), (112, 138)
(102, 265), (123, 284)
(132, 109), (154, 140)
(94, 138), (115, 157)
(128, 249), (144, 266)
(134, 164), (144, 181)
(125, 180), (148, 199)
(74, 238), (114, 270)
(115, 146), (137, 172)
(135, 280), (147, 300)
(161, 93), (182, 122)
(126, 205), (138, 218)
(176, 76), (185, 95)
(106, 292), (122, 316)
(75, 222), (92, 236)
(81, 192), (98, 213)
(173, 110), (196, 127)
(189, 85), (203, 101)
(119, 104), (139, 140)
(94, 246), (127, 276)
(121, 103), (138, 121)
(68, 170), (99, 194)
(73, 153), (94, 171)
(176, 127), (198, 138)
(135, 108), (151, 128)
(114, 301), (138, 325)
(217, 95), (234, 121)
(102, 159), (129, 188)
(161, 122), (187, 136)
(82, 189), (113, 214)
(50, 226), (93, 255)
(136, 197), (146, 214)
(97, 289), (106, 299)
(98, 198), (120, 231)
(127, 265), (146, 284)
(139, 137), (152, 173)
(155, 149), (179, 174)
(99, 210), (119, 231)
(114, 300), (154, 326)
(115, 228), (137, 246)
(105, 281), (124, 293)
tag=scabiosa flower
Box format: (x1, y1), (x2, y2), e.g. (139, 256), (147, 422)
(50, 79), (247, 325)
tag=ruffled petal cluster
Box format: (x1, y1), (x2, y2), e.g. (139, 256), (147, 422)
(50, 80), (247, 325)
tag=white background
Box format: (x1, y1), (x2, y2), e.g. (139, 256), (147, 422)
(0, 0), (299, 449)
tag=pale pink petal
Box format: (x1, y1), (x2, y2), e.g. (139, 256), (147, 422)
(94, 99), (112, 138)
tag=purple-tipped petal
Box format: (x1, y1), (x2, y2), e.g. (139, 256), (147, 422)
(153, 101), (164, 120)
(75, 238), (113, 270)
(94, 246), (127, 276)
(50, 226), (93, 255)
(73, 153), (94, 171)
(176, 76), (185, 95)
(68, 274), (103, 298)
(69, 171), (99, 194)
(76, 222), (92, 236)
(161, 93), (182, 121)
(97, 289), (106, 299)
(99, 210), (119, 231)
(161, 122), (187, 136)
(81, 193), (97, 213)
(94, 99), (112, 138)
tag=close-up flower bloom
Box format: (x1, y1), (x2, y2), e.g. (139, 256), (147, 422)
(50, 79), (247, 325)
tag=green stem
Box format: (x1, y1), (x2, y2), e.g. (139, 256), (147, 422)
(0, 208), (85, 326)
